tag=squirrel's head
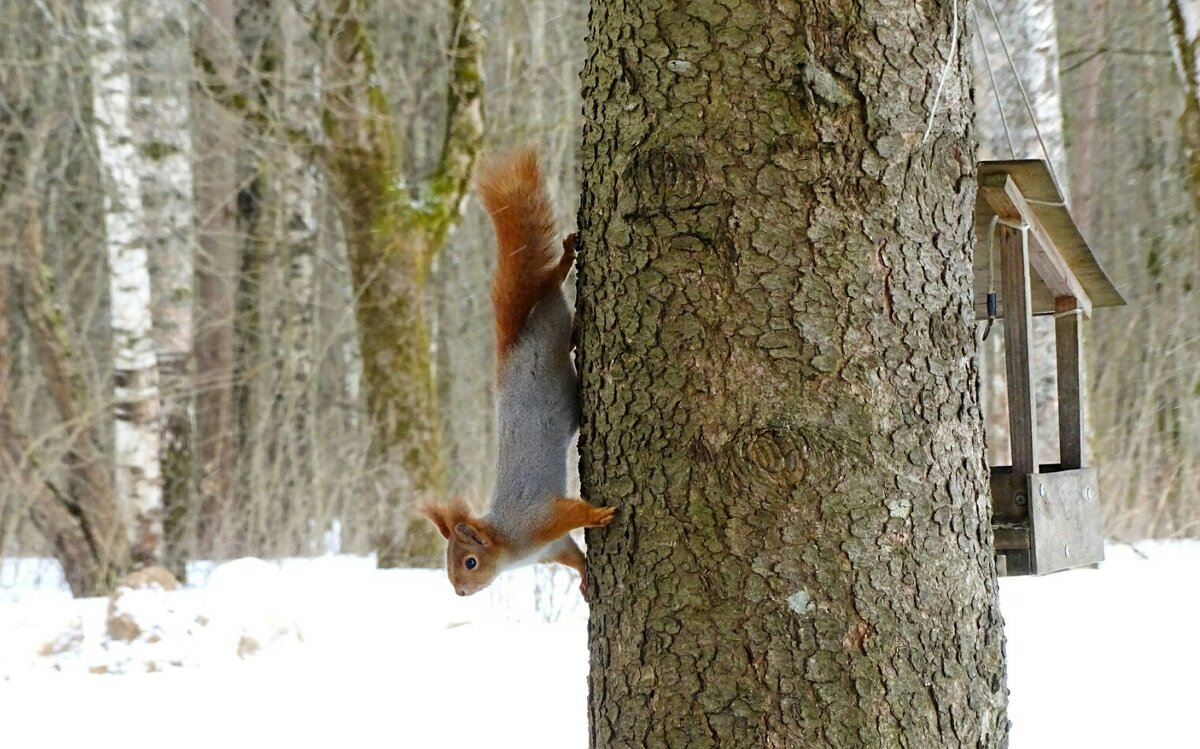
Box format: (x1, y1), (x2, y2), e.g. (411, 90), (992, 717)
(419, 500), (503, 596)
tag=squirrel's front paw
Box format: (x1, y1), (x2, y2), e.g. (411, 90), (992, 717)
(587, 505), (616, 528)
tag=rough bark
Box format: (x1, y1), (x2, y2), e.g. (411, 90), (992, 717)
(578, 3), (1007, 747)
(88, 0), (165, 565)
(194, 0), (241, 554)
(319, 0), (483, 566)
(129, 0), (197, 572)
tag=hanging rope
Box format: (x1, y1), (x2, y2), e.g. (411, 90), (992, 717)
(981, 216), (1028, 341)
(982, 215), (1000, 340)
(922, 0), (960, 144)
(978, 0), (1069, 206)
(971, 2), (1017, 159)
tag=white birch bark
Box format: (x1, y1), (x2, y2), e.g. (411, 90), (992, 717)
(129, 0), (195, 568)
(87, 0), (163, 563)
(972, 0), (1068, 467)
(130, 4), (194, 361)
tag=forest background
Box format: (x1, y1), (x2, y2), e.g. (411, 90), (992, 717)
(0, 0), (1196, 596)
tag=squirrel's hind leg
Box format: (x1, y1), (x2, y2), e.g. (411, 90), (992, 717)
(542, 535), (590, 601)
(552, 233), (577, 287)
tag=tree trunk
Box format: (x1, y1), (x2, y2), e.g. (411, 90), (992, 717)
(193, 0), (241, 554)
(130, 0), (197, 573)
(274, 0), (322, 541)
(0, 134), (107, 595)
(0, 64), (128, 596)
(18, 202), (133, 591)
(230, 0), (323, 554)
(88, 0), (165, 565)
(319, 0), (483, 566)
(1165, 0), (1200, 214)
(0, 353), (101, 595)
(577, 3), (1008, 747)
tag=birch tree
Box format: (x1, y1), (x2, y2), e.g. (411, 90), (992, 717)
(578, 1), (1007, 745)
(87, 0), (164, 564)
(130, 0), (196, 569)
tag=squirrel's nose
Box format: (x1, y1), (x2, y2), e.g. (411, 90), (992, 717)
(456, 589), (466, 596)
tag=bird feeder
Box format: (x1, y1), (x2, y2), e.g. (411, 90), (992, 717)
(973, 160), (1125, 576)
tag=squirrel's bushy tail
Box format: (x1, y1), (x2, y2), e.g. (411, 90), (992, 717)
(477, 146), (565, 371)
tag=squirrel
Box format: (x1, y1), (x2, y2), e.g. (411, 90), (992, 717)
(419, 146), (615, 600)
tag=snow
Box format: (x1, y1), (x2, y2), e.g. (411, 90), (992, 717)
(1, 542), (1197, 748)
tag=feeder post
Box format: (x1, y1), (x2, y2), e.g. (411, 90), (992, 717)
(999, 224), (1039, 474)
(1055, 296), (1084, 469)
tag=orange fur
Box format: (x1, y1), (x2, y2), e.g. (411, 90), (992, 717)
(543, 541), (586, 578)
(476, 146), (571, 374)
(529, 498), (616, 547)
(541, 539), (590, 601)
(417, 146), (615, 599)
(419, 499), (504, 549)
(420, 496), (614, 597)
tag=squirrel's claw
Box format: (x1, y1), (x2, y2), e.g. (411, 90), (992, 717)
(588, 506), (616, 528)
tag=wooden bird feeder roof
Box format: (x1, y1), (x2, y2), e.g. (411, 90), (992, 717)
(973, 159), (1124, 320)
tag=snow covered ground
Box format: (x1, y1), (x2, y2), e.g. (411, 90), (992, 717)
(1, 541), (1196, 748)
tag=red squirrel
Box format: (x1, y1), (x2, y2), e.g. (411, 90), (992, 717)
(420, 147), (615, 600)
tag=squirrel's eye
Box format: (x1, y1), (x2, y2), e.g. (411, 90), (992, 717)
(465, 557), (477, 571)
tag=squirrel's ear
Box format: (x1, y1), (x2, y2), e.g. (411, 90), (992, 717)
(419, 503), (453, 540)
(453, 521), (491, 548)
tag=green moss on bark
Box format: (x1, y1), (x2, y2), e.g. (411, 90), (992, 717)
(319, 0), (482, 566)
